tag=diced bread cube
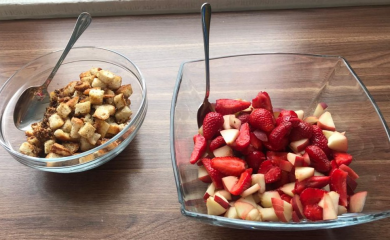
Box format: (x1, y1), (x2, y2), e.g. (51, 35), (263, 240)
(98, 70), (115, 84)
(50, 91), (57, 102)
(62, 118), (72, 133)
(93, 105), (115, 120)
(101, 138), (119, 151)
(107, 75), (122, 90)
(63, 81), (78, 95)
(74, 81), (91, 92)
(63, 142), (80, 154)
(95, 119), (110, 138)
(81, 75), (94, 84)
(27, 136), (40, 146)
(70, 117), (84, 139)
(115, 106), (132, 123)
(114, 93), (126, 109)
(44, 140), (55, 154)
(25, 129), (34, 137)
(78, 122), (96, 139)
(126, 99), (131, 106)
(56, 103), (72, 119)
(115, 84), (133, 98)
(80, 70), (92, 79)
(19, 142), (39, 157)
(54, 129), (72, 141)
(80, 137), (94, 151)
(75, 101), (91, 115)
(106, 123), (121, 137)
(50, 143), (72, 156)
(91, 78), (107, 89)
(49, 113), (64, 130)
(104, 89), (115, 105)
(89, 67), (102, 75)
(89, 88), (105, 105)
(82, 114), (94, 125)
(87, 132), (101, 145)
(46, 152), (61, 159)
(79, 154), (95, 163)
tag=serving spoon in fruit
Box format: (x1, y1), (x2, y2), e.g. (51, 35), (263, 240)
(13, 12), (92, 131)
(196, 2), (213, 128)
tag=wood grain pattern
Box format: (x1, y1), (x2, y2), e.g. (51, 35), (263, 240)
(0, 6), (389, 239)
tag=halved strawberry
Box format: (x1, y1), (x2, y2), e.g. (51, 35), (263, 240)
(293, 176), (330, 195)
(245, 150), (265, 173)
(300, 188), (327, 206)
(250, 132), (262, 149)
(346, 175), (357, 195)
(203, 112), (224, 140)
(305, 145), (331, 173)
(201, 158), (225, 189)
(209, 136), (226, 152)
(329, 160), (338, 175)
(276, 115), (301, 127)
(263, 140), (288, 151)
(211, 156), (246, 177)
(215, 99), (251, 115)
(230, 168), (253, 195)
(235, 123), (250, 151)
(237, 113), (250, 124)
(304, 205), (323, 221)
(190, 134), (207, 164)
(311, 125), (332, 158)
(265, 166), (282, 184)
(269, 122), (292, 150)
(339, 164), (359, 180)
(278, 110), (298, 118)
(334, 152), (353, 166)
(266, 151), (288, 160)
(289, 121), (313, 142)
(330, 169), (348, 207)
(249, 108), (275, 132)
(258, 160), (274, 174)
(252, 91), (273, 113)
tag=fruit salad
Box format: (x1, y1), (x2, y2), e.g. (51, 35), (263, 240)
(190, 92), (367, 222)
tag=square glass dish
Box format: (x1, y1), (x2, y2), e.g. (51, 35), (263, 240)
(170, 53), (390, 230)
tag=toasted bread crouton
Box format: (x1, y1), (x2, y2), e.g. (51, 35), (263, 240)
(56, 102), (72, 119)
(115, 84), (133, 98)
(93, 105), (115, 120)
(54, 129), (72, 141)
(44, 140), (55, 154)
(107, 75), (122, 90)
(63, 142), (80, 154)
(101, 138), (120, 151)
(62, 118), (72, 133)
(50, 91), (57, 102)
(45, 152), (61, 159)
(87, 132), (101, 145)
(19, 142), (39, 157)
(74, 81), (91, 92)
(78, 122), (96, 139)
(79, 154), (95, 163)
(27, 136), (40, 146)
(115, 106), (132, 123)
(65, 96), (79, 110)
(63, 81), (78, 96)
(81, 75), (94, 84)
(91, 78), (107, 89)
(25, 129), (34, 137)
(82, 114), (94, 125)
(95, 119), (110, 138)
(89, 88), (105, 105)
(98, 70), (115, 84)
(80, 70), (92, 79)
(106, 123), (121, 137)
(104, 89), (115, 104)
(49, 113), (65, 130)
(50, 143), (72, 156)
(80, 137), (94, 151)
(89, 67), (102, 75)
(126, 99), (131, 106)
(75, 101), (91, 115)
(114, 93), (126, 109)
(70, 117), (84, 139)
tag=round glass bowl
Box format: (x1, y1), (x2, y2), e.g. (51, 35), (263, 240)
(170, 53), (390, 230)
(0, 47), (147, 173)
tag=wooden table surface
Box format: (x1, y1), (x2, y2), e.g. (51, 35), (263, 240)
(0, 5), (389, 240)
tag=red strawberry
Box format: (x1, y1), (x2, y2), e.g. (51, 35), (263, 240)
(211, 156), (246, 177)
(293, 176), (330, 195)
(334, 152), (353, 166)
(269, 122), (292, 150)
(202, 112), (224, 140)
(250, 132), (262, 149)
(304, 205), (323, 221)
(230, 168), (253, 195)
(300, 188), (327, 206)
(266, 151), (288, 160)
(280, 193), (292, 203)
(272, 170), (289, 188)
(264, 166), (282, 184)
(241, 144), (257, 156)
(190, 134), (207, 164)
(237, 113), (250, 124)
(278, 110), (298, 118)
(329, 160), (338, 175)
(263, 140), (288, 152)
(311, 125), (332, 158)
(289, 121), (313, 142)
(305, 145), (331, 173)
(339, 164), (359, 180)
(201, 158), (225, 189)
(276, 115), (301, 127)
(249, 108), (275, 132)
(245, 150), (265, 173)
(258, 160), (274, 174)
(209, 136), (226, 152)
(215, 99), (251, 115)
(346, 175), (357, 195)
(252, 91), (273, 113)
(330, 169), (348, 207)
(235, 123), (250, 151)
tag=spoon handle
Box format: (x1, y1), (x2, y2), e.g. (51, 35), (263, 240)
(43, 12), (92, 88)
(201, 3), (211, 100)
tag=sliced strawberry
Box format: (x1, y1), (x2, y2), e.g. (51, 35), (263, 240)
(252, 91), (273, 113)
(293, 176), (330, 195)
(292, 211), (301, 222)
(310, 125), (332, 158)
(250, 132), (262, 149)
(201, 158), (225, 189)
(263, 140), (288, 151)
(305, 145), (331, 173)
(339, 164), (359, 180)
(235, 123), (250, 151)
(269, 122), (292, 150)
(249, 108), (275, 132)
(253, 129), (268, 142)
(190, 134), (207, 164)
(245, 150), (265, 173)
(329, 160), (338, 175)
(265, 166), (282, 184)
(300, 188), (327, 206)
(346, 175), (357, 195)
(278, 110), (298, 118)
(241, 144), (256, 156)
(209, 136), (226, 152)
(211, 156), (246, 177)
(266, 151), (288, 160)
(304, 205), (323, 221)
(230, 168), (253, 195)
(276, 113), (301, 127)
(280, 193), (292, 203)
(272, 170), (290, 188)
(258, 160), (274, 174)
(237, 113), (250, 124)
(330, 169), (348, 207)
(202, 112), (224, 140)
(334, 152), (353, 166)
(289, 121), (313, 142)
(215, 99), (251, 115)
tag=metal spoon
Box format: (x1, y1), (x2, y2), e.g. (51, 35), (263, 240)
(196, 3), (213, 128)
(13, 12), (92, 131)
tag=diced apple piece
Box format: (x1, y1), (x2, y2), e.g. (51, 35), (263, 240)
(318, 112), (336, 131)
(295, 167), (314, 181)
(203, 183), (215, 201)
(214, 193), (230, 209)
(222, 176), (238, 193)
(229, 115), (242, 129)
(253, 192), (261, 203)
(234, 200), (254, 219)
(206, 196), (228, 215)
(328, 132), (348, 152)
(295, 110), (304, 120)
(259, 208), (279, 222)
(339, 164), (359, 180)
(224, 206), (239, 219)
(292, 195), (305, 219)
(198, 125), (203, 135)
(241, 183), (260, 198)
(213, 145), (233, 157)
(290, 138), (310, 153)
(322, 193), (338, 220)
(220, 129), (239, 145)
(314, 170), (325, 176)
(260, 191), (281, 208)
(272, 198), (293, 222)
(280, 182), (295, 197)
(279, 160), (293, 172)
(349, 191), (368, 213)
(322, 130), (335, 139)
(251, 174), (266, 194)
(313, 102), (328, 118)
(223, 115), (233, 130)
(240, 195), (257, 207)
(304, 116), (318, 125)
(338, 205), (348, 215)
(287, 153), (305, 166)
(198, 165), (211, 183)
(302, 152), (310, 165)
(215, 190), (232, 201)
(328, 191), (340, 209)
(246, 208), (262, 221)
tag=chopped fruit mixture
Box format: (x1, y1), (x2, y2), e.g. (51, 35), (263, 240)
(191, 92), (367, 222)
(19, 68), (133, 160)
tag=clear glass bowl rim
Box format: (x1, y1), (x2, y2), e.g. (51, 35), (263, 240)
(169, 52), (390, 230)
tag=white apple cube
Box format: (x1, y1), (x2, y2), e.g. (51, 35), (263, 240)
(234, 200), (254, 219)
(213, 145), (233, 157)
(313, 102), (328, 117)
(207, 196), (228, 215)
(214, 194), (230, 209)
(259, 208), (279, 222)
(198, 165), (211, 183)
(290, 138), (310, 153)
(245, 208), (262, 221)
(251, 174), (266, 193)
(272, 198), (293, 222)
(224, 206), (239, 219)
(220, 129), (240, 145)
(260, 191), (281, 208)
(292, 195), (305, 219)
(318, 112), (336, 131)
(215, 190), (232, 201)
(229, 115), (242, 129)
(338, 205), (348, 215)
(349, 191), (368, 213)
(295, 167), (314, 181)
(295, 110), (304, 120)
(223, 115), (233, 130)
(328, 131), (348, 152)
(222, 176), (238, 193)
(322, 193), (338, 220)
(304, 116), (319, 125)
(203, 183), (215, 201)
(241, 183), (260, 198)
(280, 182), (295, 197)
(322, 130), (335, 139)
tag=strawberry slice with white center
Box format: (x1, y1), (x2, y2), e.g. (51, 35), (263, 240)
(215, 99), (251, 115)
(330, 169), (348, 207)
(211, 156), (246, 177)
(230, 168), (253, 195)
